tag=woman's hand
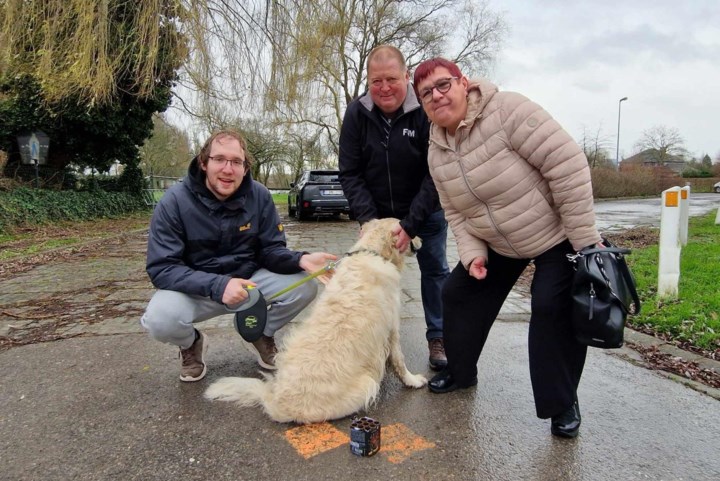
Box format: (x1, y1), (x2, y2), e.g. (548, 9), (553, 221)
(468, 256), (488, 280)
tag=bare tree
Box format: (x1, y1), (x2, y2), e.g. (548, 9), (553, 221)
(140, 115), (193, 181)
(578, 124), (613, 168)
(3, 1), (506, 172)
(634, 125), (688, 164)
(234, 119), (293, 186)
(261, 0), (506, 151)
(172, 0), (506, 154)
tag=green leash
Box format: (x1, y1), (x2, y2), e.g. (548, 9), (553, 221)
(266, 260), (339, 300)
(233, 260), (338, 342)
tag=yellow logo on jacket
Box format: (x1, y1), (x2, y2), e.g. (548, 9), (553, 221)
(278, 223), (284, 232)
(239, 223), (251, 232)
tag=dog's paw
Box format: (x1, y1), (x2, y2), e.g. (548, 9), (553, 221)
(403, 373), (428, 388)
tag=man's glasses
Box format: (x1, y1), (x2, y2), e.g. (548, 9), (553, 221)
(208, 156), (244, 169)
(419, 77), (459, 104)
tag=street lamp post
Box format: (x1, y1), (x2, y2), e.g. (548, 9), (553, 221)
(616, 96), (628, 167)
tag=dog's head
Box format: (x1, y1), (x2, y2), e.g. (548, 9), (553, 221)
(355, 218), (421, 269)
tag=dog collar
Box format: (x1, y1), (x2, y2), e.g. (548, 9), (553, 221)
(345, 248), (384, 258)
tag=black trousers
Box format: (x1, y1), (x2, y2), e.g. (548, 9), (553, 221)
(442, 240), (587, 419)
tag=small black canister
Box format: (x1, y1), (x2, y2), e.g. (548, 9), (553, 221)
(349, 416), (381, 457)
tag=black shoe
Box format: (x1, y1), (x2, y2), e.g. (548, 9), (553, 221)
(428, 370), (478, 394)
(551, 401), (581, 438)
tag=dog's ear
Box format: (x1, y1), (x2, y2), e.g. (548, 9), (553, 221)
(381, 229), (398, 262)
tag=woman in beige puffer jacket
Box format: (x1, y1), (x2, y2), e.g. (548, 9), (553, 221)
(414, 57), (602, 439)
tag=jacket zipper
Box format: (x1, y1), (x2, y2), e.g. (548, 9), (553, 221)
(449, 129), (521, 258)
(384, 147), (395, 215)
(381, 115), (402, 216)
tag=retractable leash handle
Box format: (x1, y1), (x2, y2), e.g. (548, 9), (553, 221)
(232, 260), (338, 342)
(232, 286), (268, 342)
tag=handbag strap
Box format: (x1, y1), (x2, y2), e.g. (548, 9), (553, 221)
(616, 256), (641, 314)
(580, 246), (630, 256)
(594, 251), (642, 315)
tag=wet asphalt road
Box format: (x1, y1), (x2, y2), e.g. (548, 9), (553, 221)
(0, 195), (719, 480)
(594, 192), (719, 232)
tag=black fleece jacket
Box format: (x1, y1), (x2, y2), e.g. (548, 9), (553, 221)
(338, 86), (441, 238)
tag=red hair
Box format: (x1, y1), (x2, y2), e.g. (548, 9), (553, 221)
(412, 58), (463, 96)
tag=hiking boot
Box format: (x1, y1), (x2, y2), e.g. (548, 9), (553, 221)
(428, 338), (448, 371)
(179, 330), (208, 382)
(245, 335), (278, 370)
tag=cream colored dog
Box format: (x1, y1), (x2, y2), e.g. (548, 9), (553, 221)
(204, 217), (427, 423)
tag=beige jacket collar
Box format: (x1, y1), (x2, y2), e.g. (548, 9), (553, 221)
(429, 78), (499, 148)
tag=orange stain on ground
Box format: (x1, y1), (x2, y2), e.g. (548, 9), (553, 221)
(381, 423), (436, 464)
(284, 423), (348, 459)
(284, 422), (435, 463)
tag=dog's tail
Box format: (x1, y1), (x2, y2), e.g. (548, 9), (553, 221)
(204, 377), (270, 407)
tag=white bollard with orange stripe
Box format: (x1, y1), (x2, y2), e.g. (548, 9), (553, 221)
(658, 187), (682, 298)
(679, 185), (690, 246)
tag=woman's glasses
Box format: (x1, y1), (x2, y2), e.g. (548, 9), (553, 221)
(419, 77), (459, 104)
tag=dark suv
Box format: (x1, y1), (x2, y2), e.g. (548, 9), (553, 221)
(287, 170), (352, 220)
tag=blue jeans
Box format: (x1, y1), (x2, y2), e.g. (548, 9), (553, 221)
(415, 209), (450, 340)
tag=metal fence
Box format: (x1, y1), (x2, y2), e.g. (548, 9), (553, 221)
(143, 176), (182, 207)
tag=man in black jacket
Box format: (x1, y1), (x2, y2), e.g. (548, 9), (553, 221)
(141, 130), (335, 381)
(339, 45), (450, 370)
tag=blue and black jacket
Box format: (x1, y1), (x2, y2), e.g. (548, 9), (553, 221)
(146, 157), (304, 303)
(338, 86), (441, 238)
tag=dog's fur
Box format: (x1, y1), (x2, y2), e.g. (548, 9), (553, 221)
(204, 217), (427, 423)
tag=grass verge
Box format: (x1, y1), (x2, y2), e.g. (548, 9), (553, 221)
(626, 212), (720, 352)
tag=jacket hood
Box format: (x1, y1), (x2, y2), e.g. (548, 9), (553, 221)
(185, 155), (253, 210)
(429, 78), (499, 145)
(358, 82), (422, 115)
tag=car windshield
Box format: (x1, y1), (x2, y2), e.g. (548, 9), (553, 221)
(309, 174), (339, 183)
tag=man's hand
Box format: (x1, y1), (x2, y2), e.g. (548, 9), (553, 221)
(390, 223), (412, 253)
(222, 277), (256, 305)
(468, 256), (488, 280)
(300, 252), (338, 284)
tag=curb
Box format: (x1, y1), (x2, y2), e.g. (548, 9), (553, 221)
(620, 328), (720, 401)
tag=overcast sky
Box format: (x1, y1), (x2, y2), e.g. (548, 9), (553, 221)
(488, 0), (719, 161)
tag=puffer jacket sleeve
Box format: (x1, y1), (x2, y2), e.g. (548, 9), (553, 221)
(500, 94), (601, 251)
(432, 162), (489, 268)
(146, 193), (231, 302)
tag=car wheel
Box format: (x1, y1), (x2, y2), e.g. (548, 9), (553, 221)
(288, 198), (296, 217)
(296, 201), (310, 220)
(715, 186), (720, 193)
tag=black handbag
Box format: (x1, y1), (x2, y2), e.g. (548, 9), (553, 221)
(567, 239), (641, 348)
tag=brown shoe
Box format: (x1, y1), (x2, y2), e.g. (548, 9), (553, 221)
(428, 338), (447, 371)
(179, 330), (208, 382)
(245, 335), (278, 370)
